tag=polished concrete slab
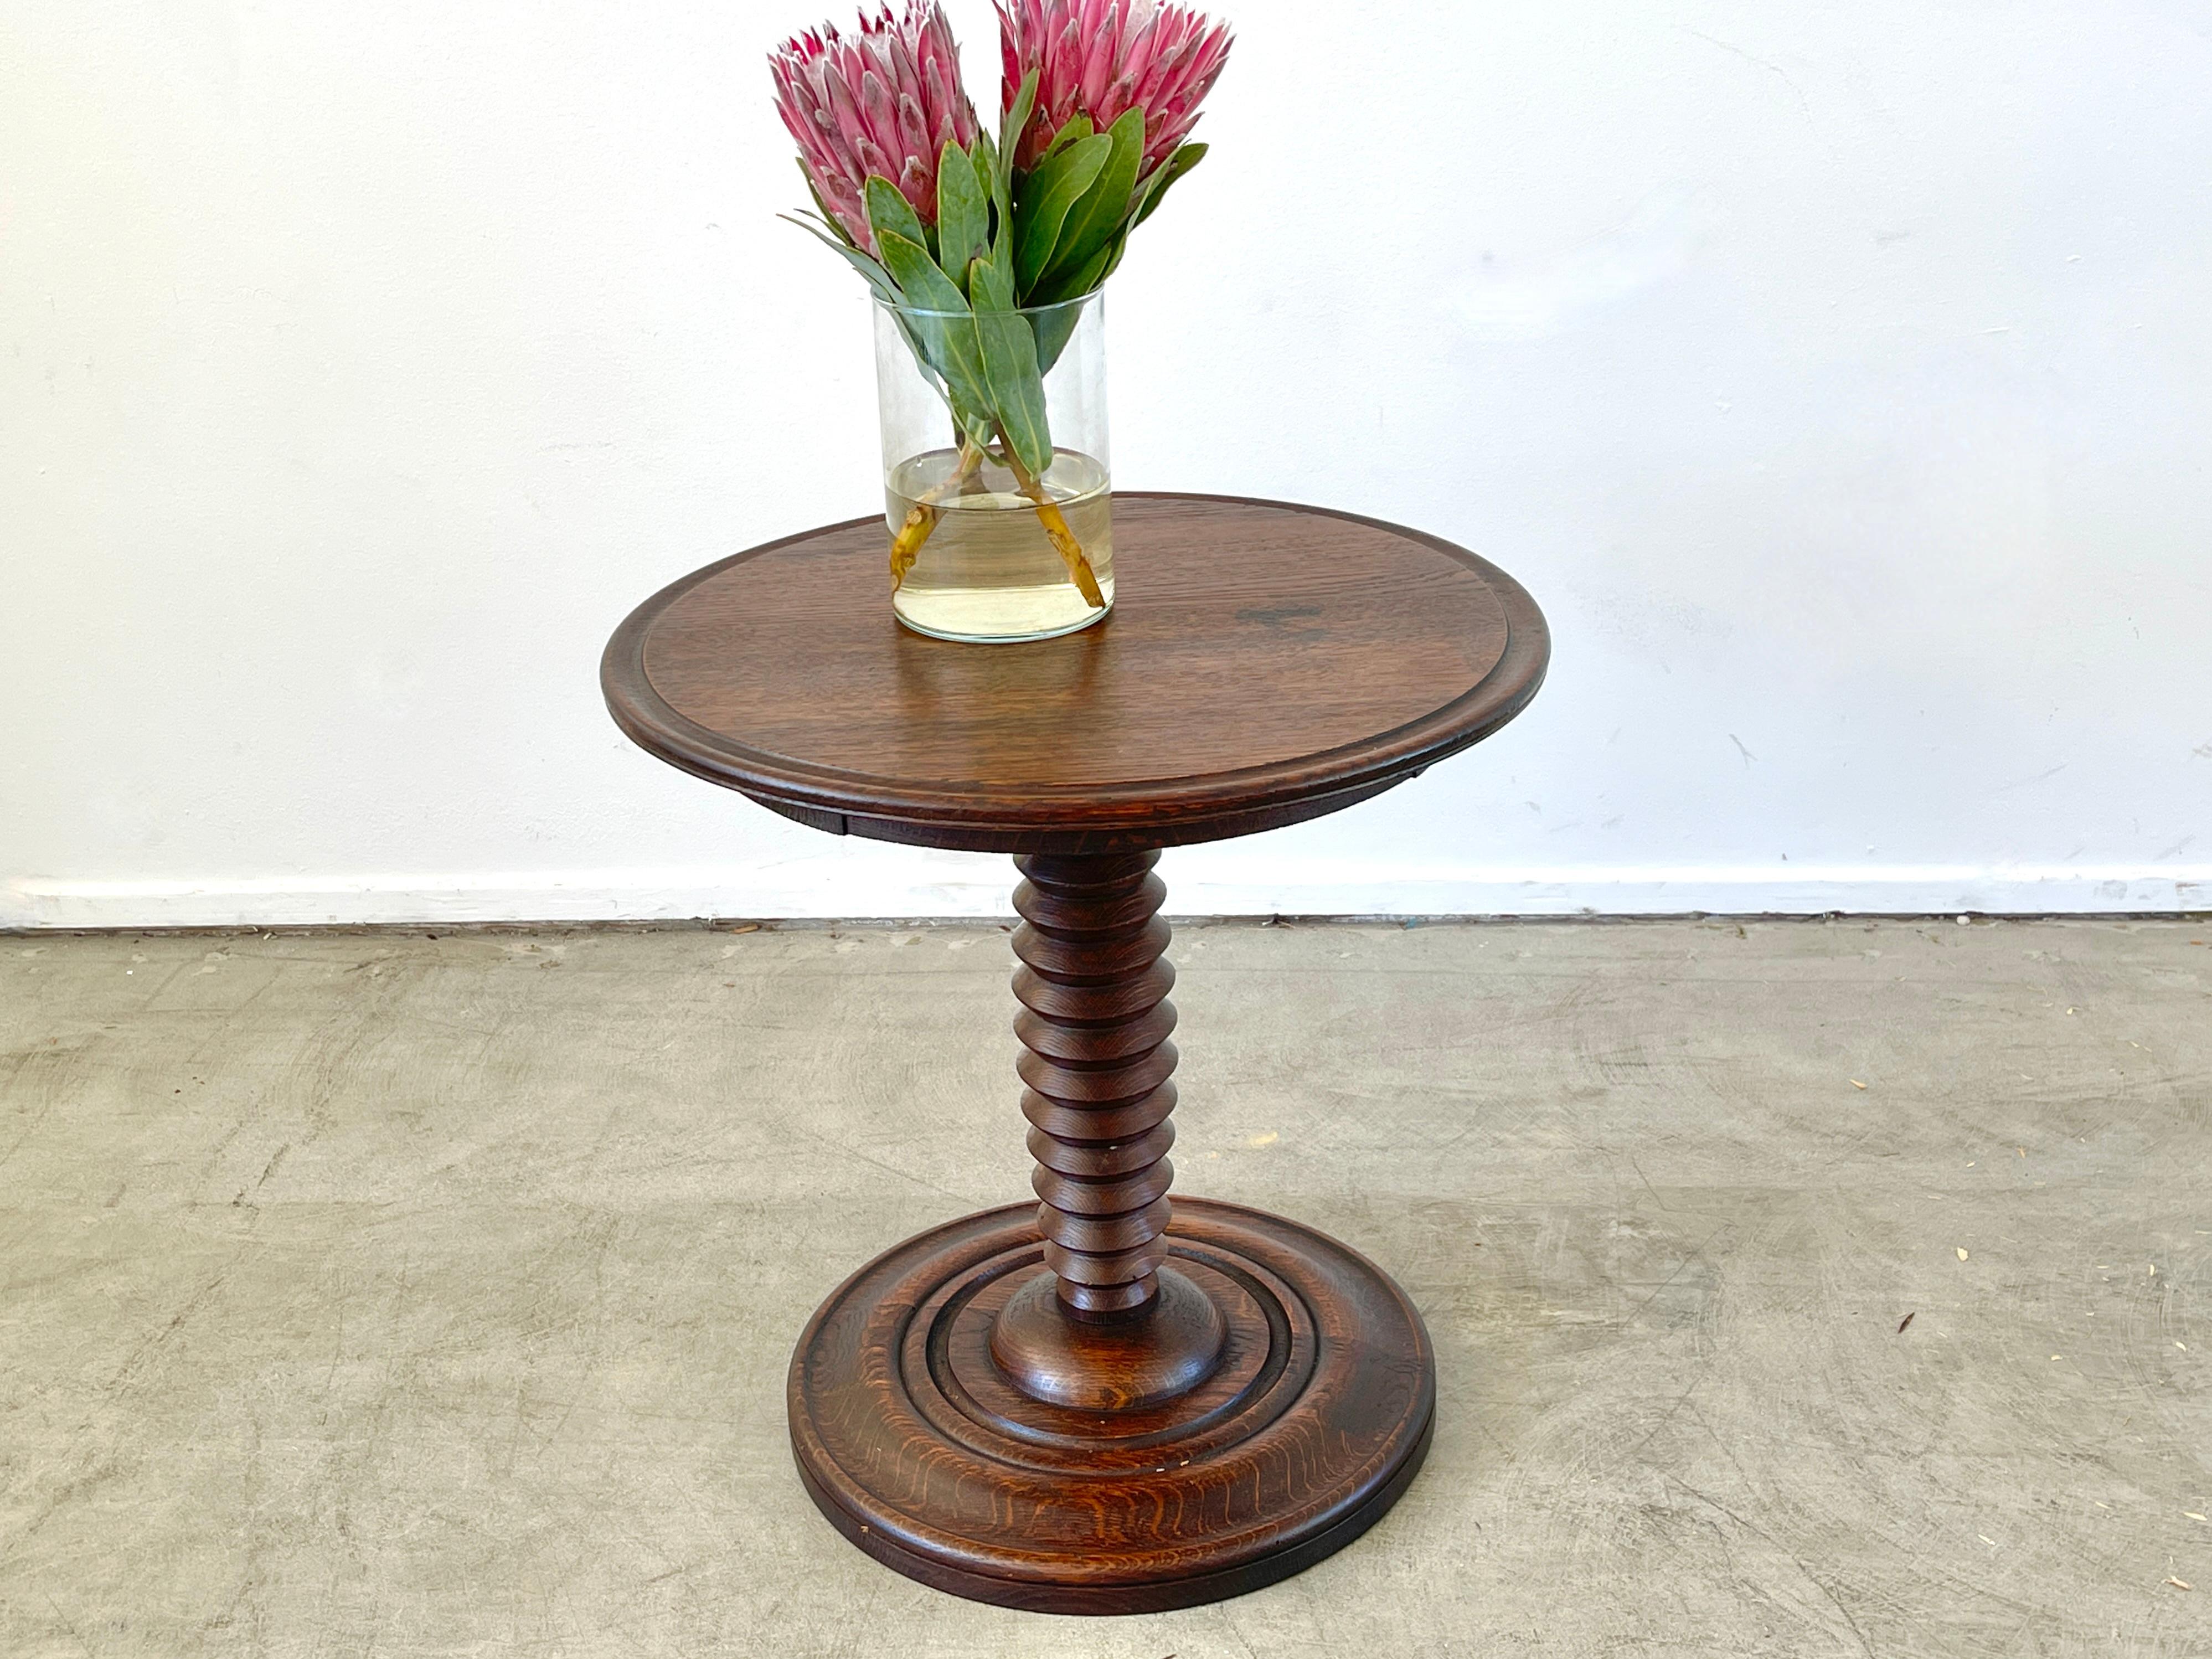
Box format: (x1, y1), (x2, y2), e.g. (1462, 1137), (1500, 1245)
(2, 916), (2207, 1656)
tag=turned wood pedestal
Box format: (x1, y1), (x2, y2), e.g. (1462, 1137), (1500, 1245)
(602, 494), (1549, 1612)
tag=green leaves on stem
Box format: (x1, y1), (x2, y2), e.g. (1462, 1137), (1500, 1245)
(968, 257), (1051, 475)
(1014, 130), (1110, 293)
(1024, 108), (1142, 303)
(935, 143), (990, 285)
(874, 229), (996, 447)
(831, 73), (1210, 476)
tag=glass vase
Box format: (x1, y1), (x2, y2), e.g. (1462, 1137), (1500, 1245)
(874, 288), (1112, 643)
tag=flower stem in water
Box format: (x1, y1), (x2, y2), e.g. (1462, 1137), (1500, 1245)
(887, 432), (1105, 612)
(888, 438), (986, 590)
(1001, 443), (1105, 609)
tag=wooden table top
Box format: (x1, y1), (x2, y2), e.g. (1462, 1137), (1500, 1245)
(601, 493), (1549, 853)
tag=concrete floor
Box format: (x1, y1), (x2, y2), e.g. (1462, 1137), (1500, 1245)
(1, 918), (2208, 1656)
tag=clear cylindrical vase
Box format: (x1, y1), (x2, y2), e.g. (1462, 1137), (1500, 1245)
(874, 288), (1111, 643)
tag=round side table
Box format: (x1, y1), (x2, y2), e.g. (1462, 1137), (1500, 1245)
(602, 493), (1549, 1613)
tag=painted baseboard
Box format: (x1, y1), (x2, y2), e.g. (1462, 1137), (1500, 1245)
(4, 861), (2207, 929)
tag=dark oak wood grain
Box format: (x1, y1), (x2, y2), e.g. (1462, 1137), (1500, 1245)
(601, 493), (1549, 853)
(599, 495), (1548, 1611)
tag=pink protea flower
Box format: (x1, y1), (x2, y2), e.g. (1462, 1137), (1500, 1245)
(997, 0), (1233, 175)
(771, 2), (980, 253)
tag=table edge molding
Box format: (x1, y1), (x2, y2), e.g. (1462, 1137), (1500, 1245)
(601, 493), (1550, 850)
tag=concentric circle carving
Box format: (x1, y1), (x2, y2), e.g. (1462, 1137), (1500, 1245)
(788, 1198), (1435, 1612)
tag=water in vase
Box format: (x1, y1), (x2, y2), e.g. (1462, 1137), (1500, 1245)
(886, 446), (1114, 642)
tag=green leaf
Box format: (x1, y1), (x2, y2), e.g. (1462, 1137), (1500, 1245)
(998, 68), (1038, 191)
(971, 138), (996, 247)
(1132, 142), (1206, 229)
(976, 127), (1014, 268)
(935, 142), (987, 292)
(1039, 108), (1142, 294)
(779, 213), (900, 303)
(875, 228), (963, 311)
(1013, 133), (1110, 295)
(969, 253), (1013, 309)
(1039, 113), (1092, 165)
(864, 177), (929, 267)
(968, 256), (1053, 475)
(876, 230), (994, 439)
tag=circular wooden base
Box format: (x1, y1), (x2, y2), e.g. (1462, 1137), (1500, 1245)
(788, 1198), (1435, 1614)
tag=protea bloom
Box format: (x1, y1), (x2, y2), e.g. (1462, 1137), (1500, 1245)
(770, 2), (979, 252)
(997, 0), (1233, 175)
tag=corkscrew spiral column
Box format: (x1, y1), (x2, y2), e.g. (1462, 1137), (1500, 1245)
(1010, 849), (1182, 1314)
(989, 849), (1226, 1411)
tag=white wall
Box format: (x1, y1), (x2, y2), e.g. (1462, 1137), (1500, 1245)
(5, 0), (2210, 927)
